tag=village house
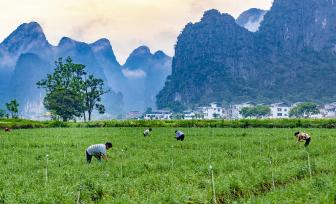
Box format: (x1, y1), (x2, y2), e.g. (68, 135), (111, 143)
(126, 111), (141, 119)
(270, 103), (292, 119)
(183, 111), (196, 120)
(144, 110), (172, 120)
(319, 102), (336, 118)
(183, 110), (204, 120)
(228, 102), (255, 119)
(199, 103), (226, 119)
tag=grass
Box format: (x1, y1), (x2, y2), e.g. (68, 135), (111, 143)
(0, 127), (335, 203)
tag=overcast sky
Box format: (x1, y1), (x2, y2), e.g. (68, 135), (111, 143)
(0, 0), (272, 63)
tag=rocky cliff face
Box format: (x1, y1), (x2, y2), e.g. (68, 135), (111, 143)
(157, 0), (336, 110)
(259, 0), (336, 52)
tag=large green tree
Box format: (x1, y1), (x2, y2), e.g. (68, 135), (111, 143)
(6, 99), (19, 118)
(37, 57), (108, 121)
(37, 57), (85, 121)
(240, 106), (271, 118)
(289, 102), (320, 118)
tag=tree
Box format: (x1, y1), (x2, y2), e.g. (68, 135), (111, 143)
(0, 109), (7, 119)
(289, 102), (320, 118)
(6, 100), (19, 118)
(37, 57), (86, 121)
(253, 106), (271, 118)
(43, 89), (83, 122)
(240, 106), (271, 118)
(83, 75), (109, 121)
(37, 57), (108, 121)
(240, 107), (253, 118)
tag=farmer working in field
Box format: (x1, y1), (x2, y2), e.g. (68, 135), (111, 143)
(143, 128), (152, 137)
(294, 131), (311, 147)
(175, 130), (185, 141)
(86, 142), (112, 163)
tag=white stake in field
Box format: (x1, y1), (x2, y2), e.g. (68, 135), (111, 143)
(45, 154), (49, 186)
(210, 165), (217, 204)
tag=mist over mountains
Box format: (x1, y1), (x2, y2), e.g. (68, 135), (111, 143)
(0, 22), (171, 118)
(236, 8), (267, 32)
(157, 0), (336, 110)
(2, 0), (335, 118)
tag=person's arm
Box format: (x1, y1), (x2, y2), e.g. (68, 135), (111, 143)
(102, 154), (108, 161)
(296, 136), (303, 144)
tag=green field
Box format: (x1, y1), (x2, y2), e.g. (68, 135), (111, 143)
(0, 128), (335, 203)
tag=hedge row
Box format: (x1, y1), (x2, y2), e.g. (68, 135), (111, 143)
(1, 118), (336, 129)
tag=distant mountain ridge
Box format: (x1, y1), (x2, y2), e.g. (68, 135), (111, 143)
(123, 46), (172, 111)
(157, 0), (336, 110)
(0, 22), (172, 118)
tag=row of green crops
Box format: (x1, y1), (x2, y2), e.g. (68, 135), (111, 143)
(1, 118), (336, 129)
(0, 128), (335, 203)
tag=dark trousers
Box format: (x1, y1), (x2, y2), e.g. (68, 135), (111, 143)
(176, 134), (185, 141)
(86, 151), (102, 163)
(305, 137), (311, 147)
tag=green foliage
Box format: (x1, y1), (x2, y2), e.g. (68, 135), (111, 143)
(0, 127), (335, 203)
(157, 8), (336, 110)
(0, 109), (7, 119)
(289, 102), (320, 118)
(44, 89), (83, 122)
(240, 106), (271, 118)
(0, 118), (335, 129)
(37, 57), (108, 121)
(5, 99), (19, 118)
(37, 57), (86, 121)
(83, 75), (109, 121)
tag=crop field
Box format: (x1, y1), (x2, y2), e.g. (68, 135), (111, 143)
(0, 127), (335, 203)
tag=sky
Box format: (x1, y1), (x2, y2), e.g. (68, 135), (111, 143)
(0, 0), (272, 63)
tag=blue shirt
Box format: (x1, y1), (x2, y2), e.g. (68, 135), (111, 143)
(176, 131), (184, 138)
(86, 144), (106, 156)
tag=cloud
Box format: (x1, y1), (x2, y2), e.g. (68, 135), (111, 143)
(189, 0), (218, 14)
(71, 17), (112, 40)
(122, 68), (146, 79)
(0, 0), (273, 63)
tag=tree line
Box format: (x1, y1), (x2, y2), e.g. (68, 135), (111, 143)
(239, 103), (320, 118)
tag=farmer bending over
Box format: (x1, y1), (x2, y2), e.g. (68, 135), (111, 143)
(144, 128), (152, 137)
(175, 130), (185, 141)
(294, 131), (311, 147)
(86, 142), (112, 163)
